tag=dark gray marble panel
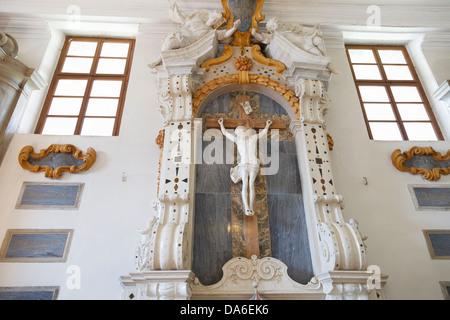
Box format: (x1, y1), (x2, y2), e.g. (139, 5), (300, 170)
(0, 286), (59, 300)
(202, 93), (230, 114)
(193, 193), (232, 285)
(16, 183), (83, 209)
(404, 155), (450, 170)
(413, 187), (450, 208)
(266, 140), (297, 156)
(4, 233), (68, 259)
(196, 138), (231, 194)
(27, 153), (85, 168)
(196, 164), (231, 194)
(267, 193), (314, 285)
(259, 93), (288, 115)
(427, 232), (450, 257)
(265, 143), (302, 195)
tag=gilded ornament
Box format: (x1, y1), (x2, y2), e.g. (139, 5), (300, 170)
(250, 45), (285, 74)
(391, 146), (450, 181)
(234, 55), (253, 71)
(200, 45), (234, 71)
(192, 74), (299, 119)
(18, 144), (96, 179)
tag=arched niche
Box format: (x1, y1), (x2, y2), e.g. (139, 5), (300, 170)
(192, 87), (314, 286)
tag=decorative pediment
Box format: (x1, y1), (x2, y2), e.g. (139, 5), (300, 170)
(265, 31), (333, 84)
(159, 31), (219, 76)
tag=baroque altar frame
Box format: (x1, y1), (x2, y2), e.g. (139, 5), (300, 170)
(120, 1), (387, 300)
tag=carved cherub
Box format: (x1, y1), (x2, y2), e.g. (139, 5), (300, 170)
(135, 216), (157, 271)
(149, 2), (241, 68)
(251, 17), (326, 57)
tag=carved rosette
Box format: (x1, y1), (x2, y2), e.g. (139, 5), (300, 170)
(234, 55), (253, 71)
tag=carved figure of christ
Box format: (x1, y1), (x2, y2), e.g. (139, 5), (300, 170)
(218, 118), (272, 216)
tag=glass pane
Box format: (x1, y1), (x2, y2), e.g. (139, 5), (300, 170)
(364, 103), (395, 120)
(397, 104), (430, 121)
(48, 97), (83, 116)
(42, 117), (77, 135)
(369, 122), (403, 140)
(96, 58), (126, 74)
(358, 86), (390, 102)
(404, 122), (437, 141)
(348, 49), (376, 63)
(100, 42), (130, 58)
(54, 79), (88, 96)
(81, 118), (115, 136)
(352, 65), (382, 80)
(61, 57), (93, 73)
(67, 41), (97, 57)
(378, 50), (407, 64)
(383, 65), (413, 80)
(391, 86), (422, 102)
(90, 80), (122, 97)
(86, 98), (119, 116)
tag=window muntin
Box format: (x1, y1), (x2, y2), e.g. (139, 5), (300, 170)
(346, 45), (443, 141)
(36, 37), (135, 136)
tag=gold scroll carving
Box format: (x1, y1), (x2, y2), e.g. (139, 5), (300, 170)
(251, 45), (285, 74)
(18, 144), (96, 179)
(192, 74), (299, 118)
(391, 146), (450, 181)
(200, 45), (234, 72)
(156, 129), (165, 196)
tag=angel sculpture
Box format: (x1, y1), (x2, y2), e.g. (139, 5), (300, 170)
(251, 17), (326, 57)
(149, 2), (241, 68)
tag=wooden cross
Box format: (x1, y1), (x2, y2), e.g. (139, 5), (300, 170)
(205, 96), (286, 259)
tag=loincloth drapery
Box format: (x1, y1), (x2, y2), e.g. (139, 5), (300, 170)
(230, 161), (260, 183)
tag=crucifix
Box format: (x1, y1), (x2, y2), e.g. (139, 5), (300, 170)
(205, 95), (287, 258)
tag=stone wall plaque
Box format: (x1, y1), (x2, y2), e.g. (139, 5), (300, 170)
(423, 230), (450, 260)
(439, 281), (450, 300)
(16, 182), (84, 210)
(392, 147), (450, 181)
(408, 185), (450, 211)
(0, 229), (73, 262)
(0, 286), (59, 300)
(18, 144), (96, 179)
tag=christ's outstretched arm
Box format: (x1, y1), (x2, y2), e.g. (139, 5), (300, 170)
(218, 118), (236, 142)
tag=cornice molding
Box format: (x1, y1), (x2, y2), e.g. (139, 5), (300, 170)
(2, 2), (450, 49)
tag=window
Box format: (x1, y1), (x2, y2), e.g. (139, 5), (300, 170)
(35, 37), (135, 136)
(346, 45), (443, 141)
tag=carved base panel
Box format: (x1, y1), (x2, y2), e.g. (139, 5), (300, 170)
(316, 270), (388, 300)
(121, 257), (387, 300)
(191, 255), (323, 300)
(120, 270), (194, 300)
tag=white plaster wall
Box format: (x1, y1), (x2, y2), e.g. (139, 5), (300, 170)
(326, 47), (450, 300)
(0, 37), (163, 299)
(423, 49), (450, 86)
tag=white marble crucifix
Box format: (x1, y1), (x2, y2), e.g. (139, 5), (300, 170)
(218, 117), (272, 216)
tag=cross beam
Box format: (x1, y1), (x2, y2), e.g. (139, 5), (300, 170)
(205, 118), (286, 130)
